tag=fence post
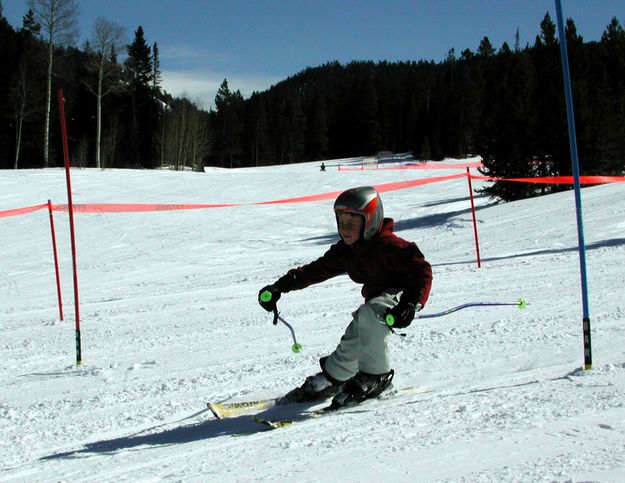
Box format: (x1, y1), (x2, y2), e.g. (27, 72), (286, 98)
(555, 0), (592, 370)
(466, 168), (481, 268)
(58, 89), (82, 366)
(47, 200), (63, 321)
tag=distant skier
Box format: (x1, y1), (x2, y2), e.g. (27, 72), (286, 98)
(258, 186), (432, 408)
(320, 162), (326, 171)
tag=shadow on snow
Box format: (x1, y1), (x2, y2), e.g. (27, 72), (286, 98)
(38, 365), (606, 461)
(39, 403), (316, 461)
(435, 237), (625, 267)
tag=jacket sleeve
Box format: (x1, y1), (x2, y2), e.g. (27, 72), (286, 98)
(276, 243), (347, 292)
(385, 242), (432, 308)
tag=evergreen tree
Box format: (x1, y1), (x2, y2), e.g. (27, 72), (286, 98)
(476, 46), (535, 201)
(21, 9), (40, 35)
(278, 94), (305, 163)
(344, 66), (380, 156)
(123, 26), (159, 168)
(539, 12), (557, 47)
(596, 17), (625, 173)
(305, 92), (328, 161)
(528, 13), (567, 195)
(213, 79), (244, 167)
(151, 41), (162, 89)
(246, 92), (272, 166)
(477, 36), (496, 57)
(125, 26), (152, 85)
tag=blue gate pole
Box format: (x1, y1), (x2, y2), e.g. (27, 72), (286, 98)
(554, 0), (592, 370)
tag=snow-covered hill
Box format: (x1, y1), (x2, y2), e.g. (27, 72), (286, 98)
(1, 160), (624, 482)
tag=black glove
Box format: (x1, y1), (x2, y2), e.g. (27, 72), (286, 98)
(258, 284), (281, 312)
(384, 301), (420, 329)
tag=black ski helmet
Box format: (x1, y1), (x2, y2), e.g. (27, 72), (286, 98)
(333, 186), (384, 241)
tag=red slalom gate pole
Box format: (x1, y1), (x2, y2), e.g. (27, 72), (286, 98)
(47, 200), (63, 321)
(466, 167), (481, 268)
(57, 89), (82, 366)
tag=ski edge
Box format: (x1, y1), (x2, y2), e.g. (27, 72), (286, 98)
(208, 398), (277, 419)
(315, 384), (433, 414)
(251, 385), (433, 429)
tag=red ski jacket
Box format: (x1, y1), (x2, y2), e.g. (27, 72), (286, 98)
(277, 218), (432, 307)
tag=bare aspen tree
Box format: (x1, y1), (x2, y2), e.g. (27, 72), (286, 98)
(85, 17), (125, 169)
(11, 61), (43, 169)
(101, 115), (121, 168)
(28, 0), (78, 168)
(162, 97), (209, 170)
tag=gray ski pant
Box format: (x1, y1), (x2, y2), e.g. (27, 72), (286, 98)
(324, 289), (401, 381)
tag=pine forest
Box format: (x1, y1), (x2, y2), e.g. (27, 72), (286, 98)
(0, 1), (624, 201)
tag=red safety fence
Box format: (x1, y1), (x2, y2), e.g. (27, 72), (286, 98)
(393, 161), (485, 170)
(471, 175), (625, 185)
(2, 173), (624, 220)
(52, 202), (238, 213)
(338, 161), (484, 171)
(0, 202), (239, 218)
(0, 203), (48, 218)
(375, 173), (467, 192)
(256, 173), (469, 204)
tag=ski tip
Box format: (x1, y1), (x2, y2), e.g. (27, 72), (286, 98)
(207, 402), (224, 419)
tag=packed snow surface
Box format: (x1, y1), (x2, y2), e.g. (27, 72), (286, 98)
(1, 159), (624, 482)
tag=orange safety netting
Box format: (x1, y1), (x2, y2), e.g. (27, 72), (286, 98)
(338, 161), (484, 171)
(2, 172), (623, 219)
(471, 175), (625, 185)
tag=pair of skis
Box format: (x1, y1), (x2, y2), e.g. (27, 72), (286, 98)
(220, 296), (526, 428)
(207, 385), (432, 429)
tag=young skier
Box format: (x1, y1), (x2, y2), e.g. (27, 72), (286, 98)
(258, 186), (432, 408)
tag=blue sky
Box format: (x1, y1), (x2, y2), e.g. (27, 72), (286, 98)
(3, 0), (622, 109)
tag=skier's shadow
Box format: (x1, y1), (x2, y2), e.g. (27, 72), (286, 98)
(39, 404), (313, 460)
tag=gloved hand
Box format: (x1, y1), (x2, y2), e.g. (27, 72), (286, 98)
(384, 301), (422, 329)
(258, 284), (281, 312)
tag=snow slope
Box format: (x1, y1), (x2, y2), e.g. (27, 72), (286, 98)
(1, 160), (624, 482)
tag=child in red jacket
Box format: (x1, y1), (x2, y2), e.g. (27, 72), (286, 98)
(259, 186), (432, 408)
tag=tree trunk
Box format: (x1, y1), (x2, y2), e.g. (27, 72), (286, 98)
(96, 62), (103, 169)
(44, 39), (53, 168)
(14, 81), (26, 169)
(14, 113), (24, 170)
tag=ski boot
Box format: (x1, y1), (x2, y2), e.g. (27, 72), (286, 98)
(277, 357), (344, 405)
(329, 369), (394, 409)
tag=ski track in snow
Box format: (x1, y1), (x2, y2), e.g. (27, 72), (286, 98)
(1, 160), (624, 482)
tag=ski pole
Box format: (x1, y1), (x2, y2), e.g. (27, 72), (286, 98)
(260, 289), (303, 353)
(274, 311), (303, 354)
(260, 287), (303, 352)
(385, 297), (527, 327)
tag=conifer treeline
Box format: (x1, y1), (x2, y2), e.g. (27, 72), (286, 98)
(1, 4), (624, 201)
(0, 2), (207, 172)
